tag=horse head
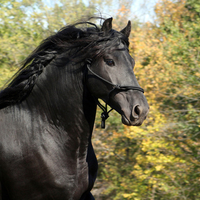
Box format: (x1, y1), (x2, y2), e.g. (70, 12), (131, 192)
(86, 18), (149, 127)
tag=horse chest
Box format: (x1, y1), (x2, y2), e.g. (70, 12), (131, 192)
(0, 109), (94, 200)
(0, 138), (90, 200)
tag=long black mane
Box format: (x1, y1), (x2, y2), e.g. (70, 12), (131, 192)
(0, 19), (129, 109)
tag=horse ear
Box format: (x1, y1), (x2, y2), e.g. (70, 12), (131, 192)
(120, 20), (131, 38)
(101, 18), (113, 33)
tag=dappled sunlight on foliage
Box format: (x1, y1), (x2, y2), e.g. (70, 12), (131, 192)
(93, 0), (200, 199)
(1, 0), (200, 199)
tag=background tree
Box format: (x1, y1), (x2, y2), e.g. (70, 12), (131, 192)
(0, 0), (112, 87)
(1, 0), (200, 199)
(93, 0), (200, 199)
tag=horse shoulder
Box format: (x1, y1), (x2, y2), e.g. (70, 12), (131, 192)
(0, 105), (92, 199)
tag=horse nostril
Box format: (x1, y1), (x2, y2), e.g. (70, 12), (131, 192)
(135, 105), (141, 115)
(132, 105), (141, 119)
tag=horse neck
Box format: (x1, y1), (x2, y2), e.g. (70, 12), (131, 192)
(23, 60), (97, 133)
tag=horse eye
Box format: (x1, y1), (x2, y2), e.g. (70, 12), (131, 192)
(105, 59), (114, 66)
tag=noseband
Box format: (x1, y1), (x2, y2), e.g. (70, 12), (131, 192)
(85, 61), (144, 128)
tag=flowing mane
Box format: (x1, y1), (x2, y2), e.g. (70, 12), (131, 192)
(0, 19), (129, 109)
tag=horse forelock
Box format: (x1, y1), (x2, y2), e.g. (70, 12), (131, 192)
(0, 19), (129, 109)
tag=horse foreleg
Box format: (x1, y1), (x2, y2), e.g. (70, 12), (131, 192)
(0, 184), (1, 200)
(80, 191), (95, 200)
(87, 192), (95, 200)
(0, 183), (10, 200)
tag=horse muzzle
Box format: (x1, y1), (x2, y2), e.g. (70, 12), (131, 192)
(112, 91), (149, 126)
(121, 104), (149, 126)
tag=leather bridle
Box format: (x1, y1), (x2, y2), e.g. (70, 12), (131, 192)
(85, 61), (144, 128)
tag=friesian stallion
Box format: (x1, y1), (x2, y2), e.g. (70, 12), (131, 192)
(0, 18), (149, 199)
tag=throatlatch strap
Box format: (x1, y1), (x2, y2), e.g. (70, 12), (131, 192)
(95, 99), (113, 128)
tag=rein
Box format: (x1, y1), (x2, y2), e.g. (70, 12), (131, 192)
(85, 62), (144, 128)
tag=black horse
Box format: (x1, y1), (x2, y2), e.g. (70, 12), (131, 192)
(0, 18), (149, 199)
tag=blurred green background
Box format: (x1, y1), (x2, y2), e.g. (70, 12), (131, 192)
(0, 0), (200, 199)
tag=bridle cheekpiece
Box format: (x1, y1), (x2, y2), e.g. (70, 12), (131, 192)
(85, 60), (144, 128)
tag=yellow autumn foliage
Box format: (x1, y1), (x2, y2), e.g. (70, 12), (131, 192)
(1, 0), (200, 199)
